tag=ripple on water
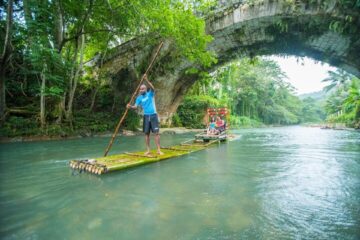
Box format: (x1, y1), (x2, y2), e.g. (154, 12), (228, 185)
(0, 127), (359, 239)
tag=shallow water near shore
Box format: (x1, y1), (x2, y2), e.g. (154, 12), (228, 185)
(0, 126), (359, 239)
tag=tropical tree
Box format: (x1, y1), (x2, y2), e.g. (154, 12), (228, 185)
(343, 78), (360, 120)
(180, 57), (305, 126)
(0, 0), (216, 135)
(322, 69), (352, 92)
(0, 0), (14, 123)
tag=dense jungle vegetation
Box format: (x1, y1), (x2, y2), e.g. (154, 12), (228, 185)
(0, 0), (359, 138)
(175, 58), (360, 129)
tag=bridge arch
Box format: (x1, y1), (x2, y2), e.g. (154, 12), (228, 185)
(100, 0), (360, 123)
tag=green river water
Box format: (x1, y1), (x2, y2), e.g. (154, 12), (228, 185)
(0, 126), (359, 239)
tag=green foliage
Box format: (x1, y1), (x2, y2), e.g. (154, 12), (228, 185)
(171, 113), (183, 127)
(0, 110), (121, 137)
(2, 0), (215, 136)
(343, 79), (360, 116)
(3, 0), (360, 137)
(322, 69), (351, 92)
(0, 116), (39, 137)
(299, 97), (326, 123)
(230, 115), (263, 128)
(186, 57), (304, 126)
(23, 44), (69, 98)
(176, 95), (221, 128)
(141, 0), (216, 67)
(324, 74), (360, 128)
(73, 109), (118, 133)
(262, 104), (299, 124)
(178, 56), (341, 127)
(124, 110), (141, 131)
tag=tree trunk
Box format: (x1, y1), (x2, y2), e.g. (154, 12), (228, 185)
(66, 32), (85, 126)
(40, 65), (47, 129)
(89, 66), (100, 112)
(242, 101), (245, 116)
(89, 88), (98, 112)
(54, 0), (64, 52)
(56, 93), (66, 124)
(65, 40), (79, 123)
(0, 0), (14, 122)
(0, 69), (6, 122)
(111, 95), (116, 113)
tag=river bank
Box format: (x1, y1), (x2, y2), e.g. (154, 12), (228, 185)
(0, 127), (204, 143)
(2, 124), (359, 144)
(302, 122), (360, 130)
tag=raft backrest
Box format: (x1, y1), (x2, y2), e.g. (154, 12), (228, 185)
(206, 107), (230, 129)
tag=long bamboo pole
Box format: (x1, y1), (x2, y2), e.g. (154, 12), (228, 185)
(103, 41), (164, 157)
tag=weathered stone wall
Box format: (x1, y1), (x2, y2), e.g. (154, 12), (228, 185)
(100, 0), (360, 124)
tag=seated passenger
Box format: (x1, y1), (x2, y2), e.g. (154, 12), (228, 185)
(207, 118), (218, 135)
(215, 116), (225, 133)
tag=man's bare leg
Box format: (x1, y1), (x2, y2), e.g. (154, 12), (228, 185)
(145, 133), (151, 155)
(155, 133), (164, 155)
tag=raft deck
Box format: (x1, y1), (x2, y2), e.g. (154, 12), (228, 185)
(69, 139), (220, 175)
(195, 131), (227, 142)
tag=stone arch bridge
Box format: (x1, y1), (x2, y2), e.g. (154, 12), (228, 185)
(99, 0), (360, 124)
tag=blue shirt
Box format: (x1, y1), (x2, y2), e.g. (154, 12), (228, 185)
(135, 90), (157, 115)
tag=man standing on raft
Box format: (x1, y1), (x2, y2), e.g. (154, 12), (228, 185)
(127, 74), (164, 156)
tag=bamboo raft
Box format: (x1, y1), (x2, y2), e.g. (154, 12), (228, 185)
(69, 139), (221, 175)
